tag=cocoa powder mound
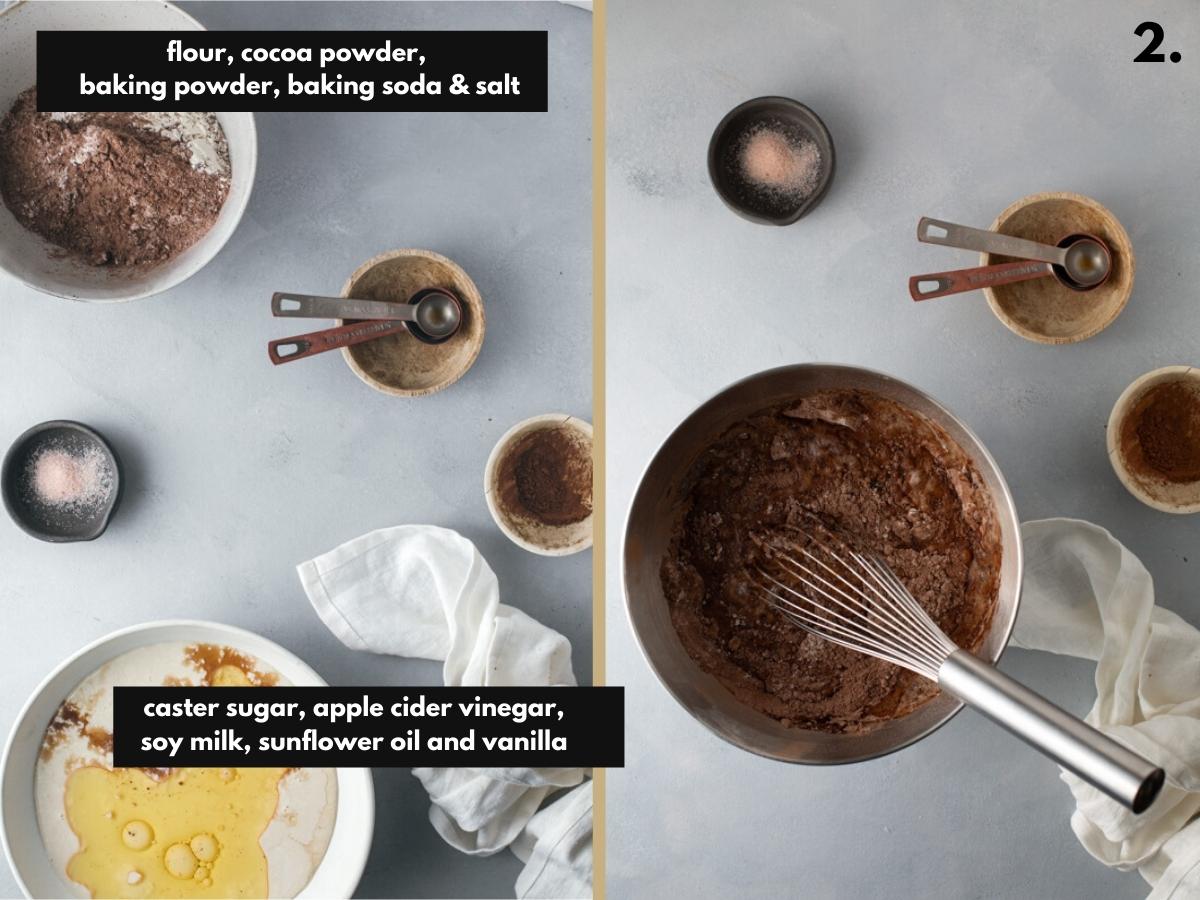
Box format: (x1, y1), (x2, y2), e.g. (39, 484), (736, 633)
(661, 390), (1001, 734)
(498, 427), (593, 526)
(0, 87), (230, 267)
(1120, 380), (1200, 484)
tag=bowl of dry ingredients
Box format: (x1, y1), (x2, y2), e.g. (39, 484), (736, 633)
(707, 96), (835, 225)
(1, 421), (122, 542)
(1108, 366), (1200, 513)
(0, 1), (257, 302)
(485, 415), (593, 556)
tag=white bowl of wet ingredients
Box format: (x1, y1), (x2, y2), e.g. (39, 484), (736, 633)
(0, 620), (374, 898)
(0, 2), (257, 302)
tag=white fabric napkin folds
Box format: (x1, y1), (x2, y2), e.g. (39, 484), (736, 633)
(298, 524), (591, 899)
(1014, 518), (1200, 899)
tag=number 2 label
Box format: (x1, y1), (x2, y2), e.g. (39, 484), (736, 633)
(1135, 21), (1181, 63)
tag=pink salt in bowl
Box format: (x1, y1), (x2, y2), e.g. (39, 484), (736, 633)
(707, 95), (836, 225)
(1, 420), (122, 542)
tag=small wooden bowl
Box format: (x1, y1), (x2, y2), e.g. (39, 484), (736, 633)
(981, 192), (1134, 344)
(338, 249), (485, 397)
(484, 414), (593, 556)
(1107, 366), (1200, 514)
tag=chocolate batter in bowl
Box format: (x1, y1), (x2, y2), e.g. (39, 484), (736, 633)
(623, 365), (1023, 764)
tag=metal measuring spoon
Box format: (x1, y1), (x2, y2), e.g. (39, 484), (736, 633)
(918, 217), (1112, 290)
(271, 289), (463, 343)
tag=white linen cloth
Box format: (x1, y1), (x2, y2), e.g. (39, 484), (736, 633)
(297, 525), (591, 899)
(1013, 518), (1200, 898)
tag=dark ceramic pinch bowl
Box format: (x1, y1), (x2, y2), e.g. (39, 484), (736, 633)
(707, 95), (836, 225)
(1, 420), (122, 542)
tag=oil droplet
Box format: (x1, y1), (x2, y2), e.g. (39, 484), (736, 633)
(190, 833), (219, 862)
(212, 665), (251, 686)
(163, 842), (198, 879)
(121, 820), (153, 851)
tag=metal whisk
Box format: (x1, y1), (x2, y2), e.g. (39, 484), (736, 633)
(754, 526), (1165, 813)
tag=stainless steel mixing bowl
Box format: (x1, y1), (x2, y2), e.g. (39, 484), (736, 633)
(623, 364), (1023, 764)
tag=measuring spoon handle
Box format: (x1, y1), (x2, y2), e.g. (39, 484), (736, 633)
(918, 217), (1064, 266)
(268, 319), (408, 365)
(909, 259), (1053, 301)
(272, 291), (415, 321)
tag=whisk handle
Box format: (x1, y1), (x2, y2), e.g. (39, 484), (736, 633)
(939, 650), (1165, 813)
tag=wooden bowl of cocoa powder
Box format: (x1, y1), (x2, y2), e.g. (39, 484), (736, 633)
(484, 414), (593, 556)
(1108, 366), (1200, 513)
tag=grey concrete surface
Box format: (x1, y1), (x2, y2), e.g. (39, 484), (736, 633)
(606, 1), (1199, 898)
(0, 3), (591, 898)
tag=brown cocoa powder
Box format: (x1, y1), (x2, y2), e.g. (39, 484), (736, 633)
(0, 87), (229, 267)
(1120, 380), (1200, 484)
(498, 427), (593, 526)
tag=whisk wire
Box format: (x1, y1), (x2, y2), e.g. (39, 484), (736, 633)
(767, 551), (944, 672)
(757, 567), (941, 676)
(783, 537), (949, 663)
(754, 529), (956, 681)
(850, 550), (954, 661)
(832, 547), (947, 661)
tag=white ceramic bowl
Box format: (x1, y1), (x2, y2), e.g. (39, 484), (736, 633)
(0, 1), (257, 301)
(484, 413), (594, 556)
(0, 620), (374, 898)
